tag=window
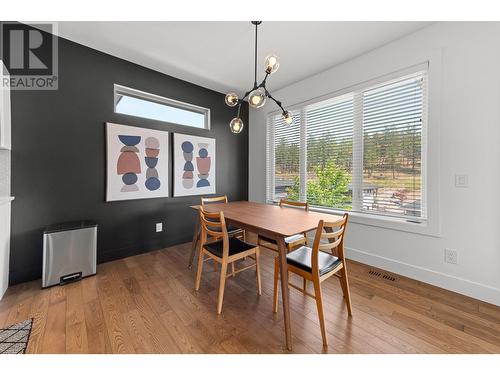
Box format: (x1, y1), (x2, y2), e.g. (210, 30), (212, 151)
(267, 67), (427, 221)
(114, 84), (210, 129)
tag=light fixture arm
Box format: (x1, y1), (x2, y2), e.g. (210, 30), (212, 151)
(240, 89), (252, 101)
(264, 88), (286, 114)
(236, 88), (252, 117)
(258, 72), (270, 89)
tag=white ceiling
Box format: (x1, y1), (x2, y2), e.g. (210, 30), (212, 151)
(56, 21), (432, 95)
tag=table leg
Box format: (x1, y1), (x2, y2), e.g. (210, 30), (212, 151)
(277, 236), (292, 351)
(188, 217), (201, 268)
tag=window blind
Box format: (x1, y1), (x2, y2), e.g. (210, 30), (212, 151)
(305, 95), (354, 210)
(360, 72), (426, 218)
(266, 66), (428, 221)
(267, 110), (301, 202)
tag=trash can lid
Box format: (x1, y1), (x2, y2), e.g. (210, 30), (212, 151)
(44, 220), (97, 234)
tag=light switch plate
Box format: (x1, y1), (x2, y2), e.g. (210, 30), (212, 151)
(455, 174), (468, 188)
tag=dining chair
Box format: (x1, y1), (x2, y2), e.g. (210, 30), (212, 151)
(257, 199), (309, 253)
(272, 213), (352, 347)
(201, 195), (245, 240)
(195, 207), (262, 314)
(201, 195), (246, 276)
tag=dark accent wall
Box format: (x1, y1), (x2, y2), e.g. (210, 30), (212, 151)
(9, 34), (249, 285)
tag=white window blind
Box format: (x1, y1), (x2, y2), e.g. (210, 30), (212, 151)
(305, 95), (354, 210)
(267, 110), (302, 202)
(266, 67), (428, 221)
(360, 73), (426, 218)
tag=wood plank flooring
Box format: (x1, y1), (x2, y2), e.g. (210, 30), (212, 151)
(1, 238), (499, 354)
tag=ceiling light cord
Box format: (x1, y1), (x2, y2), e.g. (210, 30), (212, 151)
(254, 22), (258, 88)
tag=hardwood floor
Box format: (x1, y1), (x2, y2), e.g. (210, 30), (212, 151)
(1, 238), (499, 354)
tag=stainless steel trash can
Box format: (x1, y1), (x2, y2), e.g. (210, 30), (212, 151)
(42, 221), (97, 288)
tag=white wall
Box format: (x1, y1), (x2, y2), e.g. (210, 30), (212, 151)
(249, 22), (500, 306)
(0, 199), (11, 299)
(0, 60), (11, 299)
(0, 149), (11, 300)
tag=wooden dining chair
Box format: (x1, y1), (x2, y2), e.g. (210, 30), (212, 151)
(195, 207), (261, 314)
(201, 195), (245, 240)
(272, 213), (352, 347)
(257, 199), (309, 253)
(201, 195), (246, 276)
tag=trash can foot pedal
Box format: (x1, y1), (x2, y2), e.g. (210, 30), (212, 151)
(60, 272), (82, 285)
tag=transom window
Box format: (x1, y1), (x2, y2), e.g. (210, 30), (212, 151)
(266, 67), (428, 221)
(114, 84), (210, 129)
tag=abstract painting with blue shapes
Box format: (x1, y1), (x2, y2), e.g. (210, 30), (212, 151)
(106, 122), (169, 201)
(174, 133), (216, 197)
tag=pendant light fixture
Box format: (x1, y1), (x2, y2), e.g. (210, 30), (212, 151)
(226, 21), (294, 133)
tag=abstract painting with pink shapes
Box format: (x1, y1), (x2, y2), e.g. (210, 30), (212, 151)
(173, 133), (216, 197)
(106, 122), (169, 201)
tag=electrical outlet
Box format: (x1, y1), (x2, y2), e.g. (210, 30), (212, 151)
(444, 248), (458, 264)
(455, 174), (468, 188)
(156, 222), (163, 233)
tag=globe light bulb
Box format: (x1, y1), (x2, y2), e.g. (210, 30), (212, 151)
(265, 54), (280, 74)
(248, 88), (266, 108)
(282, 110), (294, 125)
(230, 117), (244, 133)
(225, 92), (239, 107)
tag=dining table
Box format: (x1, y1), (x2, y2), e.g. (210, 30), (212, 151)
(188, 200), (343, 351)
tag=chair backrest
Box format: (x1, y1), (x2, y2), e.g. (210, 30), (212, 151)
(279, 198), (309, 211)
(310, 213), (349, 274)
(199, 207), (230, 257)
(201, 195), (228, 206)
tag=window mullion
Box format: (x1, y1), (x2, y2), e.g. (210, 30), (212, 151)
(352, 91), (364, 212)
(267, 116), (275, 203)
(300, 109), (307, 202)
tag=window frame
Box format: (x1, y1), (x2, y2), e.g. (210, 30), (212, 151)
(114, 84), (211, 130)
(266, 63), (431, 232)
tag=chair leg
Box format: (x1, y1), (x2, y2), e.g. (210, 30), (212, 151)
(272, 258), (279, 313)
(195, 249), (205, 291)
(231, 262), (235, 277)
(188, 219), (201, 268)
(338, 266), (353, 316)
(313, 278), (328, 347)
(188, 236), (199, 269)
(303, 278), (307, 291)
(217, 261), (228, 314)
(255, 248), (262, 295)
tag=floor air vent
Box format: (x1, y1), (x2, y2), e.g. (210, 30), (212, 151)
(368, 269), (396, 282)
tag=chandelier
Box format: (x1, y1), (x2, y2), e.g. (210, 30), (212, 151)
(225, 21), (294, 133)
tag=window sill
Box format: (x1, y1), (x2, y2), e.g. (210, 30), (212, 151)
(268, 201), (440, 237)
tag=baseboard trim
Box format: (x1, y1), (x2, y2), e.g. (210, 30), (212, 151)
(346, 246), (500, 307)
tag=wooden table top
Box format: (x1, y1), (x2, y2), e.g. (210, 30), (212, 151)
(190, 201), (343, 237)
